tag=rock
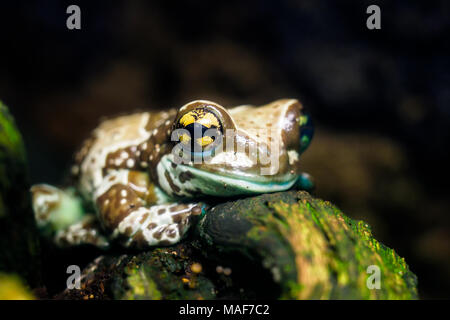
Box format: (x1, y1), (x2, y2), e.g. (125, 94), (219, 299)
(0, 101), (41, 287)
(59, 191), (418, 300)
(57, 245), (216, 300)
(195, 191), (418, 299)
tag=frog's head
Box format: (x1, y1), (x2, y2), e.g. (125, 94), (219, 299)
(156, 99), (313, 198)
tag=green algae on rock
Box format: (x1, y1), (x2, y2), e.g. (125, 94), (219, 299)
(195, 191), (418, 299)
(62, 190), (418, 300)
(0, 101), (41, 287)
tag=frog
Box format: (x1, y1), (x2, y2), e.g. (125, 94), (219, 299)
(30, 99), (314, 249)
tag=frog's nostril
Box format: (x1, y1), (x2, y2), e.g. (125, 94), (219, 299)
(299, 114), (314, 154)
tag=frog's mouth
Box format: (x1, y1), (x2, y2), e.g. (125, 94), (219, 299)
(157, 154), (297, 197)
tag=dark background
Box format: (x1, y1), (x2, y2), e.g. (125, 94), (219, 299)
(0, 0), (449, 298)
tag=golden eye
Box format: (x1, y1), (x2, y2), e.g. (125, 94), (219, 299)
(176, 108), (222, 152)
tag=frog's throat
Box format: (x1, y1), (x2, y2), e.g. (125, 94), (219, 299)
(156, 154), (297, 198)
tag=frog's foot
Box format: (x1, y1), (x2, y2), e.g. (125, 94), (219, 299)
(54, 215), (109, 249)
(30, 184), (86, 234)
(294, 172), (315, 192)
(109, 203), (204, 249)
(94, 171), (206, 248)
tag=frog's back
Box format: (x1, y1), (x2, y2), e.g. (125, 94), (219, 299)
(72, 110), (176, 200)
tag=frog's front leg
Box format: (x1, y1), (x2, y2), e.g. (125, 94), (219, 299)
(31, 184), (109, 248)
(94, 170), (203, 248)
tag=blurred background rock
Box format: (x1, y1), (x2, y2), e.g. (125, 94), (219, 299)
(0, 0), (448, 298)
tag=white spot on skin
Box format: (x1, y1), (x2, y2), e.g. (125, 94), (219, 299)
(120, 199), (127, 205)
(121, 190), (128, 197)
(140, 161), (148, 168)
(287, 150), (299, 165)
(152, 129), (158, 136)
(121, 151), (129, 159)
(126, 158), (135, 168)
(71, 165), (79, 175)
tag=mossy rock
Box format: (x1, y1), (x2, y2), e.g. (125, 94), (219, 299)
(60, 191), (417, 300)
(0, 101), (41, 287)
(195, 191), (418, 299)
(57, 244), (216, 300)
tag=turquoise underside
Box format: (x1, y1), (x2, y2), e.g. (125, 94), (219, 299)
(161, 155), (297, 197)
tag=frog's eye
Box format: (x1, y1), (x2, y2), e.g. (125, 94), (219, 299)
(299, 114), (314, 154)
(175, 108), (223, 154)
